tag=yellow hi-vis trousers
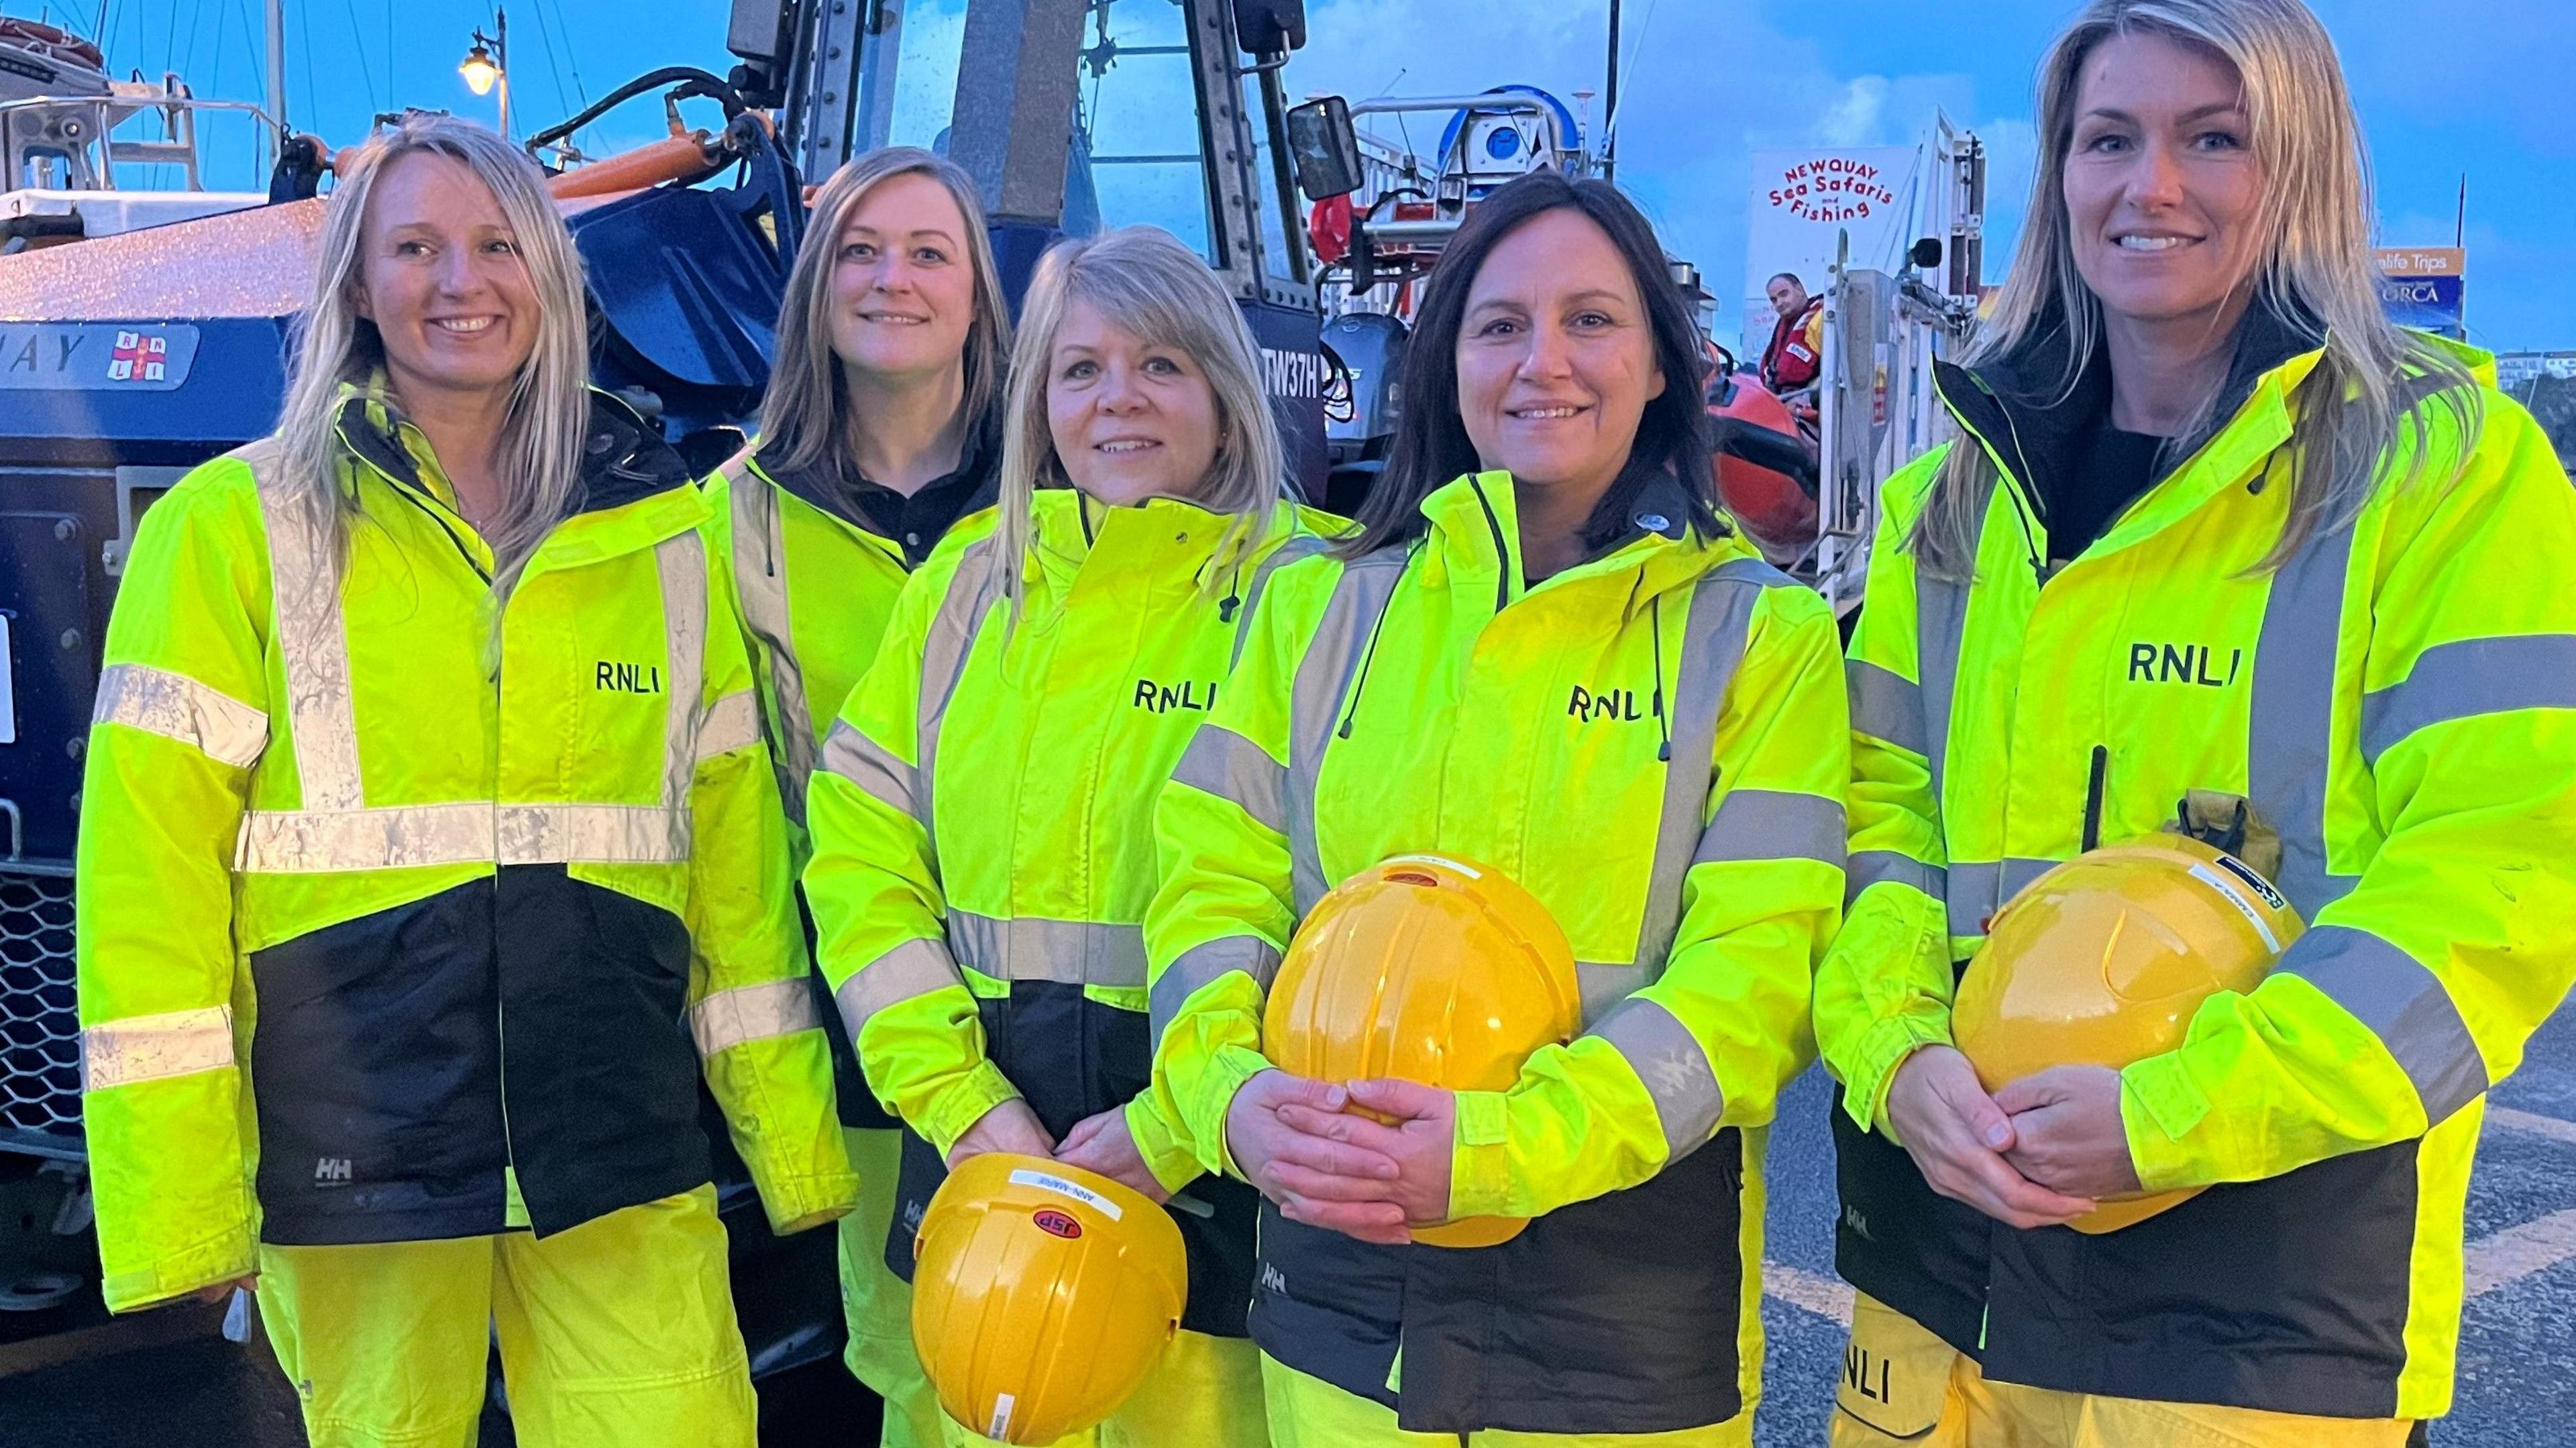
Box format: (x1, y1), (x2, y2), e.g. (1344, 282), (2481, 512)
(1259, 1352), (1754, 1446)
(841, 1126), (947, 1448)
(255, 1184), (755, 1448)
(935, 1329), (1264, 1448)
(1828, 1293), (2416, 1448)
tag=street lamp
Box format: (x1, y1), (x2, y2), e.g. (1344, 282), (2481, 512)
(459, 9), (508, 139)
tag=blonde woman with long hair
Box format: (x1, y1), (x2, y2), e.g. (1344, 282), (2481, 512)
(801, 225), (1341, 1447)
(76, 115), (853, 1447)
(704, 144), (1012, 1448)
(1813, 2), (2576, 1444)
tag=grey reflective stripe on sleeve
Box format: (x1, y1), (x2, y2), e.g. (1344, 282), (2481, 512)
(92, 663), (269, 768)
(731, 470), (818, 824)
(1631, 557), (1780, 984)
(655, 531), (710, 813)
(1285, 551), (1407, 917)
(1232, 533), (1334, 670)
(915, 539), (1004, 856)
(1941, 856), (2059, 936)
(2277, 924), (2488, 1124)
(1587, 996), (1724, 1160)
(236, 801), (692, 873)
(1171, 724), (1287, 834)
(1576, 960), (1646, 1023)
(690, 977), (822, 1057)
(2249, 518), (2363, 919)
(1690, 788), (1847, 869)
(833, 936), (966, 1036)
(1149, 936), (1284, 1049)
(818, 718), (920, 819)
(256, 459), (365, 812)
(2361, 634), (2576, 767)
(947, 911), (1150, 989)
(696, 689), (762, 763)
(81, 1005), (236, 1091)
(1915, 573), (1970, 812)
(1845, 659), (1927, 757)
(1845, 850), (1945, 906)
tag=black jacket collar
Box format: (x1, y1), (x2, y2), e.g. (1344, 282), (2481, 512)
(751, 413), (1002, 541)
(334, 388), (692, 518)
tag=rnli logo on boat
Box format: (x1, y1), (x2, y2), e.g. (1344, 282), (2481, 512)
(108, 331), (170, 383)
(1032, 1209), (1083, 1240)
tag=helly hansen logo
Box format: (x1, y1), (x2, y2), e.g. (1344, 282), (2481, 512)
(1842, 1204), (1872, 1241)
(1259, 1263), (1289, 1295)
(1568, 684), (1651, 724)
(1134, 679), (1218, 714)
(2127, 643), (2240, 688)
(596, 661), (665, 694)
(313, 1156), (354, 1186)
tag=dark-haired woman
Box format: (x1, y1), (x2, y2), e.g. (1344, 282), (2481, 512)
(1139, 170), (1847, 1445)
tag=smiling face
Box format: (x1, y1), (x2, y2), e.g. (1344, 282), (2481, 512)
(1454, 207), (1666, 502)
(354, 150), (539, 408)
(826, 170), (979, 387)
(2063, 30), (2266, 335)
(1044, 298), (1222, 507)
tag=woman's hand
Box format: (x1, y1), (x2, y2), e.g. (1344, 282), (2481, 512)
(1054, 1107), (1171, 1203)
(1224, 1070), (1409, 1243)
(1882, 1046), (2096, 1229)
(1995, 1065), (2143, 1199)
(1276, 1078), (1456, 1231)
(945, 1097), (1056, 1170)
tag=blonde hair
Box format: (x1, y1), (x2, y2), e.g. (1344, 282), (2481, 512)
(276, 115), (592, 587)
(1909, 0), (2478, 579)
(994, 225), (1288, 615)
(758, 147), (1012, 484)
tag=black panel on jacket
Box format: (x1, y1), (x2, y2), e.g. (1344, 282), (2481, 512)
(1829, 1091), (1994, 1359)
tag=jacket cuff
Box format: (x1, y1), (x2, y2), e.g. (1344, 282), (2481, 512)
(756, 1166), (861, 1235)
(2121, 1051), (2215, 1191)
(1841, 1009), (1955, 1135)
(1195, 1047), (1276, 1181)
(920, 1063), (1025, 1158)
(100, 1221), (258, 1315)
(1125, 1096), (1203, 1196)
(1444, 1090), (1514, 1219)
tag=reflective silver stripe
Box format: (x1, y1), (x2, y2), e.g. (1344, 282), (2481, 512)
(1942, 856), (2059, 936)
(1691, 788), (1846, 870)
(818, 718), (920, 819)
(834, 936), (966, 1036)
(1285, 551), (1407, 917)
(948, 911), (1149, 988)
(1915, 573), (1970, 812)
(1232, 533), (1334, 670)
(1171, 724), (1287, 834)
(1846, 850), (1944, 905)
(81, 1005), (236, 1091)
(1576, 960), (1645, 1023)
(1999, 856), (2053, 907)
(696, 689), (761, 763)
(2361, 634), (2576, 766)
(690, 977), (822, 1057)
(1845, 659), (1927, 757)
(2249, 518), (2362, 919)
(2279, 924), (2487, 1124)
(916, 539), (1004, 852)
(1633, 557), (1780, 982)
(731, 467), (818, 823)
(92, 663), (268, 768)
(1588, 996), (1723, 1160)
(1149, 936), (1283, 1049)
(235, 801), (690, 873)
(256, 456), (364, 812)
(656, 531), (710, 815)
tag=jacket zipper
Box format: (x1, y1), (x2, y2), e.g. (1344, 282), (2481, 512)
(1466, 476), (1513, 612)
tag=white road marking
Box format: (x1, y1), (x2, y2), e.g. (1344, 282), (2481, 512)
(1765, 1261), (1856, 1327)
(2465, 1208), (2576, 1298)
(2487, 1105), (2576, 1148)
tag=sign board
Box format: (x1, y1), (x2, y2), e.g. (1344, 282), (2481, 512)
(2376, 247), (2464, 278)
(0, 323), (199, 391)
(1743, 146), (1921, 357)
(2379, 274), (2465, 336)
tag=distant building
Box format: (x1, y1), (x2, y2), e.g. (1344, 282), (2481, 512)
(2498, 352), (2576, 474)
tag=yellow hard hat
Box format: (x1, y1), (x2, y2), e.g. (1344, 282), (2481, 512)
(1953, 834), (2302, 1233)
(1264, 854), (1582, 1248)
(910, 1153), (1187, 1443)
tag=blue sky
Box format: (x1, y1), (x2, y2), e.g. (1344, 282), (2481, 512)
(103, 0), (2576, 350)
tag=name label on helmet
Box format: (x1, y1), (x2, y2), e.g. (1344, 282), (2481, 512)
(2126, 643), (2241, 688)
(2188, 860), (2286, 954)
(1032, 1209), (1083, 1239)
(1133, 678), (1217, 714)
(1567, 684), (1650, 724)
(1009, 1168), (1125, 1221)
(2210, 851), (2289, 913)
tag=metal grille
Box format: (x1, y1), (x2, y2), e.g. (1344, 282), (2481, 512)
(0, 867), (82, 1147)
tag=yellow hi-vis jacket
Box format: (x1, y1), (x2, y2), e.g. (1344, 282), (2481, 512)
(704, 429), (996, 1125)
(802, 488), (1339, 1332)
(1814, 321), (2576, 1419)
(76, 384), (856, 1314)
(1142, 469), (1845, 1434)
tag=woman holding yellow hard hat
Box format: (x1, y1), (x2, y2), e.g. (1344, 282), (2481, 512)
(1813, 1), (2576, 1443)
(1142, 169), (1847, 1444)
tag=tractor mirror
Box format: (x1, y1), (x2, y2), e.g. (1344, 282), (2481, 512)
(1233, 0), (1308, 55)
(1287, 97), (1363, 201)
(1909, 237), (1944, 270)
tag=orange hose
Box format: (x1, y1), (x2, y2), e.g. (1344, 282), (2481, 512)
(547, 133), (722, 199)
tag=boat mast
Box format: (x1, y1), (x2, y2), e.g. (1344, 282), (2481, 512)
(264, 0), (286, 168)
